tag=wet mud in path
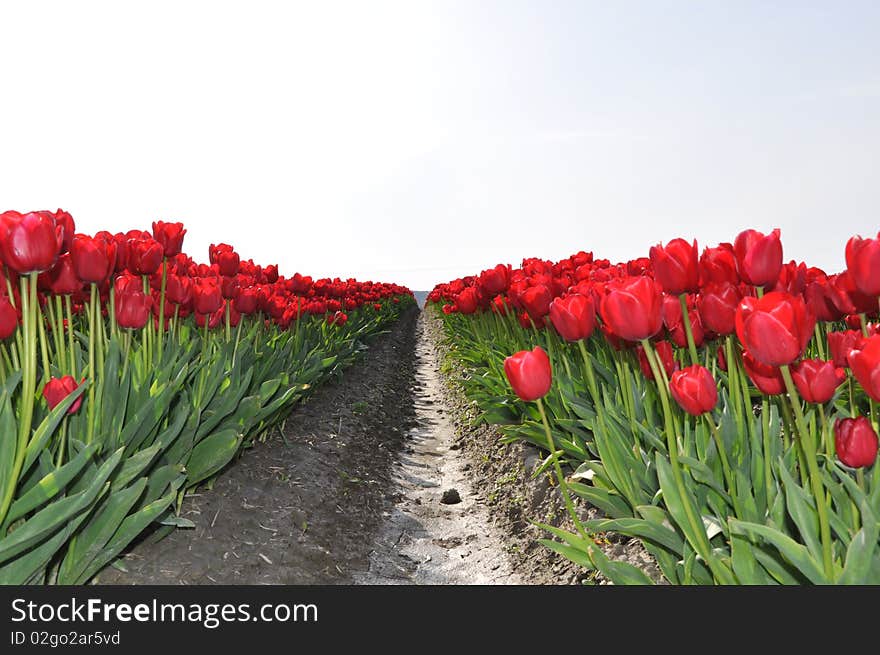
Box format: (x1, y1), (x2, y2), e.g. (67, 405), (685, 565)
(98, 307), (523, 585)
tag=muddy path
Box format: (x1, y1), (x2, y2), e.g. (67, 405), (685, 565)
(97, 307), (539, 585)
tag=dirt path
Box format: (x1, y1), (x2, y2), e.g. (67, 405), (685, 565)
(96, 307), (528, 585)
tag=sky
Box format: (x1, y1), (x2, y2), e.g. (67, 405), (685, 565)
(1, 1), (878, 290)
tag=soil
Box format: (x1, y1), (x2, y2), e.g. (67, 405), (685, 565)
(97, 305), (661, 585)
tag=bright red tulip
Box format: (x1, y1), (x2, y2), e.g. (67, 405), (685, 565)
(698, 282), (741, 336)
(637, 340), (676, 381)
(0, 211), (63, 273)
(165, 273), (193, 306)
(234, 287), (259, 314)
(455, 287), (480, 314)
(0, 295), (18, 339)
(46, 253), (82, 295)
(669, 365), (718, 416)
(790, 359), (846, 404)
(152, 221), (186, 258)
(327, 310), (348, 326)
(649, 238), (699, 295)
(828, 330), (865, 369)
(742, 350), (785, 395)
(116, 289), (153, 329)
(735, 291), (815, 366)
(549, 294), (595, 342)
(699, 243), (739, 285)
(662, 294), (705, 348)
(520, 284), (553, 319)
(54, 209), (75, 254)
(504, 346), (552, 402)
(42, 375), (84, 414)
(847, 335), (880, 401)
(478, 264), (510, 296)
(845, 234), (880, 297)
(834, 417), (879, 468)
(71, 234), (115, 284)
(192, 277), (223, 315)
(600, 276), (663, 342)
(733, 228), (783, 288)
(127, 238), (164, 275)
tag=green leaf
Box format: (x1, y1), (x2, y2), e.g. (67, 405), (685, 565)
(185, 429), (242, 487)
(778, 462), (822, 563)
(838, 499), (880, 584)
(729, 519), (828, 584)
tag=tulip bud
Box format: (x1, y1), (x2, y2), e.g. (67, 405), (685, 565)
(548, 294), (595, 342)
(834, 417), (879, 468)
(734, 228), (783, 287)
(669, 365), (718, 416)
(504, 346), (552, 402)
(42, 376), (84, 414)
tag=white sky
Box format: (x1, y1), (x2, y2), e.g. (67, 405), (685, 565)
(1, 1), (878, 289)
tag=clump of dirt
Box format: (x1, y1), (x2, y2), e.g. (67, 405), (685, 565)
(426, 313), (665, 585)
(98, 305), (421, 584)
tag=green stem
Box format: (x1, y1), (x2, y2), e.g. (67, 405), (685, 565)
(65, 295), (76, 378)
(36, 299), (51, 384)
(780, 365), (834, 580)
(158, 259), (167, 364)
(86, 284), (97, 444)
(679, 293), (699, 366)
(703, 414), (741, 515)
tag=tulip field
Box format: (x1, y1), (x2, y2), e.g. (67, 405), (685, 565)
(0, 209), (413, 584)
(429, 230), (880, 584)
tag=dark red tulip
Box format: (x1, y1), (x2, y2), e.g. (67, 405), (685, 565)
(71, 234), (115, 284)
(0, 211), (63, 273)
(637, 340), (676, 381)
(326, 310), (348, 326)
(216, 250), (240, 277)
(698, 282), (741, 336)
(804, 275), (846, 322)
(828, 330), (865, 369)
(42, 375), (84, 414)
(717, 345), (727, 372)
(263, 264), (279, 284)
(742, 350), (785, 395)
(504, 346), (552, 401)
(649, 238), (699, 295)
(600, 276), (663, 342)
(845, 234), (880, 297)
(669, 365), (718, 416)
(733, 228), (783, 288)
(790, 359), (846, 404)
(234, 287), (259, 314)
(221, 275), (239, 300)
(520, 284), (553, 319)
(455, 287), (480, 314)
(847, 335), (880, 401)
(0, 295), (18, 339)
(151, 221), (186, 258)
(46, 253), (82, 295)
(699, 243), (739, 285)
(192, 277), (223, 315)
(165, 273), (193, 306)
(54, 209), (75, 254)
(116, 289), (153, 329)
(127, 238), (164, 275)
(834, 417), (879, 468)
(735, 291), (815, 366)
(478, 264), (510, 296)
(548, 294), (596, 342)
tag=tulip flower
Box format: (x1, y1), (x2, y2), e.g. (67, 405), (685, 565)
(455, 287), (480, 314)
(478, 264), (510, 296)
(669, 365), (718, 416)
(742, 350), (785, 395)
(733, 228), (783, 287)
(234, 287), (260, 314)
(834, 417), (879, 468)
(637, 340), (676, 381)
(698, 282), (741, 336)
(192, 277), (223, 315)
(828, 330), (864, 369)
(649, 238), (699, 295)
(735, 291), (815, 367)
(790, 359), (847, 404)
(71, 234), (115, 284)
(42, 376), (84, 414)
(0, 295), (18, 339)
(115, 289), (153, 329)
(45, 253), (82, 296)
(599, 276), (663, 342)
(520, 284), (553, 319)
(504, 346), (552, 402)
(327, 311), (348, 326)
(0, 211), (63, 273)
(152, 221), (187, 257)
(699, 243), (739, 285)
(847, 335), (880, 401)
(165, 273), (193, 306)
(54, 209), (75, 254)
(845, 234), (880, 297)
(127, 238), (164, 275)
(548, 294), (595, 342)
(662, 294), (705, 348)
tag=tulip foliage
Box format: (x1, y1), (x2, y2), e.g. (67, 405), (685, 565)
(430, 229), (880, 584)
(0, 209), (413, 584)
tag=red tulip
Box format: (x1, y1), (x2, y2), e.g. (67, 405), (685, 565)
(127, 238), (164, 275)
(649, 238), (699, 295)
(742, 350), (785, 395)
(699, 243), (739, 285)
(637, 340), (676, 381)
(733, 228), (783, 288)
(549, 294), (595, 342)
(192, 277), (223, 315)
(804, 275), (846, 322)
(0, 211), (63, 273)
(455, 287), (480, 314)
(790, 359), (846, 404)
(845, 234), (880, 297)
(327, 310), (348, 326)
(828, 330), (865, 369)
(834, 417), (879, 468)
(662, 294), (705, 348)
(152, 221), (186, 258)
(847, 335), (880, 401)
(54, 209), (75, 255)
(600, 276), (663, 342)
(221, 275), (239, 300)
(234, 287), (259, 314)
(698, 282), (741, 336)
(504, 346), (552, 401)
(45, 253), (82, 295)
(71, 234), (115, 284)
(520, 284), (553, 319)
(0, 295), (18, 339)
(116, 289), (153, 329)
(478, 264), (510, 296)
(717, 345), (727, 372)
(735, 291), (815, 366)
(42, 375), (84, 414)
(669, 365), (718, 416)
(165, 273), (193, 306)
